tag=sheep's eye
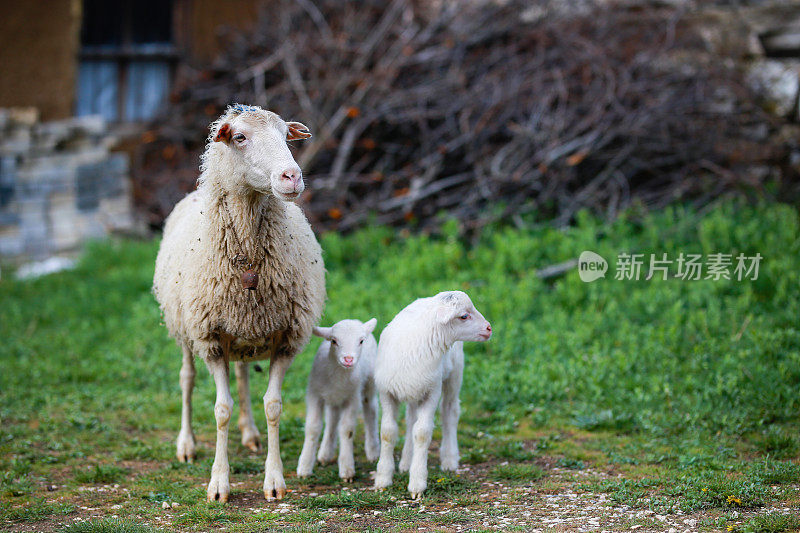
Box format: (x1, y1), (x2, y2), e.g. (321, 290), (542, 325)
(459, 314), (469, 320)
(330, 339), (337, 345)
(232, 133), (246, 142)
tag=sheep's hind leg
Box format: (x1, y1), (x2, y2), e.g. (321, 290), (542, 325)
(374, 392), (399, 490)
(297, 393), (324, 478)
(408, 383), (442, 499)
(176, 344), (197, 463)
(205, 355), (234, 502)
(235, 361), (262, 453)
(317, 405), (340, 465)
(398, 404), (417, 472)
(263, 355), (293, 501)
(440, 359), (463, 471)
(337, 401), (357, 482)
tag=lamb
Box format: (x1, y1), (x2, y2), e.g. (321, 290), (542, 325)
(296, 318), (380, 481)
(153, 104), (325, 502)
(373, 291), (492, 498)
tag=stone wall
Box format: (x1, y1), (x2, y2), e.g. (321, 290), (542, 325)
(0, 109), (136, 259)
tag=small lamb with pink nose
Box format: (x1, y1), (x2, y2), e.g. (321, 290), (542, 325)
(374, 291), (492, 499)
(297, 318), (380, 482)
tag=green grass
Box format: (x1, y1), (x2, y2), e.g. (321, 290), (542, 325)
(59, 519), (162, 533)
(1, 199), (799, 530)
(734, 513), (800, 533)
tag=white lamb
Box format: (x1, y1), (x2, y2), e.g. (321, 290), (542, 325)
(297, 318), (380, 481)
(373, 291), (492, 498)
(153, 104), (325, 502)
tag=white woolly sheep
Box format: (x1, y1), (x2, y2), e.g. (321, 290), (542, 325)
(373, 291), (492, 498)
(296, 318), (379, 481)
(153, 104), (325, 502)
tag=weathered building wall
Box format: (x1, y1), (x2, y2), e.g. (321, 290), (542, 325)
(176, 0), (266, 64)
(0, 109), (135, 259)
(0, 0), (82, 121)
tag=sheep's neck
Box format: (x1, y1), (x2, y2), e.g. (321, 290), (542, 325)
(215, 193), (281, 282)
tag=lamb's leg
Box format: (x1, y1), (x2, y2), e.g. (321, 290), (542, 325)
(317, 405), (340, 465)
(234, 361), (262, 453)
(408, 384), (442, 499)
(176, 344), (197, 463)
(263, 355), (292, 501)
(297, 393), (324, 478)
(440, 362), (463, 471)
(374, 392), (399, 490)
(362, 380), (379, 462)
(337, 401), (357, 482)
(398, 404), (418, 472)
(205, 355), (233, 502)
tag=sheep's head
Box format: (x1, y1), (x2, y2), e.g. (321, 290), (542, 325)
(434, 291), (492, 343)
(204, 104), (312, 200)
(313, 318), (378, 369)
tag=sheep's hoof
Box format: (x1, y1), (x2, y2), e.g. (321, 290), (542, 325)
(410, 491), (424, 500)
(263, 487), (286, 501)
(341, 476), (354, 483)
(207, 477), (230, 503)
(176, 431), (196, 463)
(242, 435), (262, 453)
(374, 474), (393, 490)
(263, 471), (287, 501)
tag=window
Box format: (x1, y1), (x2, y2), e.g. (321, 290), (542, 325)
(76, 0), (175, 122)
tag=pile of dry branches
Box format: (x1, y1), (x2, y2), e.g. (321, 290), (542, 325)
(133, 0), (789, 231)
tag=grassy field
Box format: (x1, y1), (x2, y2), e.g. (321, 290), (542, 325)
(1, 199), (799, 532)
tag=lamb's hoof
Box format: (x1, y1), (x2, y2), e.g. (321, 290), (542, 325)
(317, 452), (336, 465)
(440, 458), (459, 471)
(263, 471), (287, 501)
(176, 431), (196, 463)
(296, 466), (312, 479)
(366, 451), (379, 463)
(207, 477), (230, 503)
(407, 478), (426, 499)
(374, 473), (393, 490)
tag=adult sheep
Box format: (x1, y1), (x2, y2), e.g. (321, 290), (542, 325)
(153, 104), (325, 502)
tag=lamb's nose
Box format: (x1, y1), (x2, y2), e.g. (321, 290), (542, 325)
(486, 322), (492, 332)
(343, 356), (354, 365)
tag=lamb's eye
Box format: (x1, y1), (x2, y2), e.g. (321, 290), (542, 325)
(359, 339), (364, 345)
(232, 133), (246, 142)
(459, 314), (469, 320)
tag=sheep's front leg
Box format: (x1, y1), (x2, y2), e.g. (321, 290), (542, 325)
(317, 405), (340, 465)
(374, 392), (399, 490)
(205, 356), (233, 502)
(440, 363), (463, 471)
(337, 401), (357, 482)
(398, 403), (418, 472)
(362, 380), (380, 462)
(234, 361), (262, 453)
(263, 356), (292, 501)
(408, 384), (442, 499)
(297, 393), (324, 478)
(176, 344), (197, 463)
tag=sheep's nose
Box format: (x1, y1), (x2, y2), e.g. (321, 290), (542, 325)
(280, 168), (303, 192)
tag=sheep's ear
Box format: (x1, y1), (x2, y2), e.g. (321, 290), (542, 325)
(313, 326), (332, 340)
(363, 318), (378, 334)
(435, 305), (458, 324)
(286, 121), (312, 141)
(214, 123), (232, 143)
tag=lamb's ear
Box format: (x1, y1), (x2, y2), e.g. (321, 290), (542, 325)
(435, 304), (458, 324)
(363, 318), (378, 335)
(286, 121), (312, 141)
(312, 326), (332, 340)
(214, 123), (232, 143)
